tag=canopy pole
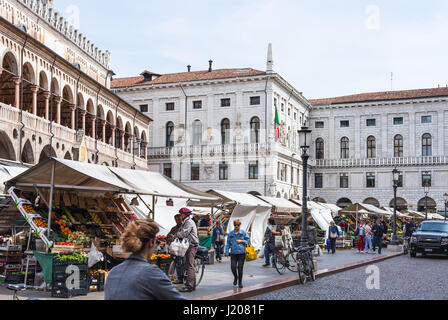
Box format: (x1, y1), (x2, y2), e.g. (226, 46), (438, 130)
(137, 194), (152, 217)
(152, 196), (156, 221)
(46, 159), (55, 253)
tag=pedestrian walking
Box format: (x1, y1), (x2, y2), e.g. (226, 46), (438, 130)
(262, 218), (282, 267)
(328, 221), (340, 254)
(225, 219), (250, 289)
(167, 214), (184, 284)
(105, 218), (186, 300)
(176, 208), (199, 293)
(364, 221), (373, 254)
(212, 220), (225, 263)
(372, 218), (385, 255)
(355, 220), (366, 253)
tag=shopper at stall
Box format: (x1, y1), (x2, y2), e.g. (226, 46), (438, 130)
(167, 214), (184, 284)
(176, 208), (199, 293)
(105, 218), (186, 300)
(328, 221), (339, 254)
(364, 221), (373, 254)
(372, 219), (385, 254)
(356, 220), (366, 253)
(212, 220), (225, 263)
(404, 219), (415, 238)
(200, 214), (212, 228)
(225, 219), (250, 289)
(262, 218), (282, 267)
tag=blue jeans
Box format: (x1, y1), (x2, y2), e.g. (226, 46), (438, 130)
(373, 236), (382, 254)
(215, 241), (224, 260)
(364, 236), (372, 252)
(264, 244), (274, 265)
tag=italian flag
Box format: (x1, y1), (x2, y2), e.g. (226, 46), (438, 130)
(274, 105), (281, 141)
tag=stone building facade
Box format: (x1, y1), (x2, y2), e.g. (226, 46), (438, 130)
(112, 45), (312, 198)
(309, 88), (448, 213)
(0, 0), (150, 169)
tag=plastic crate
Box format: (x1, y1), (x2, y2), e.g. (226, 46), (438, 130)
(6, 272), (34, 285)
(88, 273), (105, 285)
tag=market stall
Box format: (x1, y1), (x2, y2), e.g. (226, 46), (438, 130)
(2, 158), (220, 297)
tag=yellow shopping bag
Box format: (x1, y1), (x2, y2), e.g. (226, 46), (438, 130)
(245, 244), (258, 262)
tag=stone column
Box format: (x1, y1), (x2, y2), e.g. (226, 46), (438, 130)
(13, 76), (21, 108)
(111, 125), (116, 147)
(121, 131), (125, 150)
(31, 85), (39, 115)
(42, 91), (51, 120)
(55, 96), (62, 124)
(91, 116), (96, 138)
(100, 120), (106, 143)
(144, 142), (148, 160)
(80, 109), (87, 131)
(128, 135), (133, 154)
(69, 104), (76, 129)
(136, 139), (141, 158)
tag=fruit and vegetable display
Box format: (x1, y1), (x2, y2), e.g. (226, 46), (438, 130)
(150, 254), (171, 261)
(55, 251), (88, 264)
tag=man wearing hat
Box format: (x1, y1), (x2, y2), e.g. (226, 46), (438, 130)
(176, 208), (199, 292)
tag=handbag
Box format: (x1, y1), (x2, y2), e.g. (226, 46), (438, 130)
(245, 244), (258, 262)
(274, 235), (284, 248)
(217, 233), (225, 243)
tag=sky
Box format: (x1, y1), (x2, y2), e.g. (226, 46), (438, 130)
(53, 0), (448, 99)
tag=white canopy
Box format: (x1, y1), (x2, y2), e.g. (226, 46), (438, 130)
(5, 158), (220, 201)
(428, 213), (446, 220)
(0, 163), (28, 193)
(340, 203), (390, 216)
(210, 190), (272, 251)
(318, 203), (342, 217)
(291, 200), (335, 237)
(257, 196), (301, 213)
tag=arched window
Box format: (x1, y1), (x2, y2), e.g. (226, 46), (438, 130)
(166, 122), (174, 147)
(221, 118), (230, 145)
(394, 135), (403, 157)
(422, 133), (432, 156)
(367, 136), (376, 158)
(193, 120), (202, 146)
(250, 117), (260, 144)
(340, 137), (349, 159)
(316, 138), (324, 160)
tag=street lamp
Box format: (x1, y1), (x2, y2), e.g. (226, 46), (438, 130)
(444, 193), (448, 222)
(390, 168), (400, 245)
(298, 125), (312, 247)
(424, 184), (429, 220)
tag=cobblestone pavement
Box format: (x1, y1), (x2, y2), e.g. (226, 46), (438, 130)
(248, 254), (448, 300)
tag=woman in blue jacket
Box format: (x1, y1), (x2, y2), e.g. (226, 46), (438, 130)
(225, 219), (250, 289)
(328, 221), (340, 254)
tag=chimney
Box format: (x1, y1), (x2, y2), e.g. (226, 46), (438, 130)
(267, 43), (274, 73)
(187, 65), (191, 72)
(208, 60), (213, 72)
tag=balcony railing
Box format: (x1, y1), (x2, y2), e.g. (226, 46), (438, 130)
(311, 156), (448, 168)
(148, 143), (269, 159)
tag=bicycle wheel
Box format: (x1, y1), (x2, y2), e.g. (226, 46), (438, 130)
(195, 257), (205, 287)
(297, 257), (307, 284)
(286, 252), (299, 272)
(273, 250), (287, 275)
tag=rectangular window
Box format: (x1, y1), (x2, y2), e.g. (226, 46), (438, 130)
(366, 173), (376, 188)
(193, 101), (202, 109)
(166, 103), (175, 111)
(249, 161), (259, 180)
(250, 96), (261, 105)
(394, 117), (404, 125)
(281, 103), (284, 112)
(340, 120), (350, 128)
(366, 119), (376, 127)
(422, 116), (432, 124)
(163, 164), (172, 178)
(221, 98), (231, 107)
(315, 121), (324, 129)
(422, 172), (431, 187)
(340, 174), (349, 188)
(140, 104), (148, 113)
(294, 112), (297, 120)
(288, 108), (291, 116)
(315, 173), (323, 189)
(219, 163), (228, 181)
(397, 174), (403, 188)
(191, 164), (200, 181)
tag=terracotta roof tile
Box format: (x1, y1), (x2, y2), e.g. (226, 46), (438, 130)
(111, 68), (266, 88)
(310, 87), (448, 105)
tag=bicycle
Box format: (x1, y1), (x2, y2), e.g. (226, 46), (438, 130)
(167, 247), (207, 288)
(295, 245), (316, 284)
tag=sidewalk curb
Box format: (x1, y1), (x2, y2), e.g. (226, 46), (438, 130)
(194, 252), (403, 300)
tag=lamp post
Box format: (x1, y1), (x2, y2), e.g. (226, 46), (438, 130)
(390, 168), (400, 245)
(424, 184), (429, 220)
(298, 125), (312, 246)
(444, 193), (448, 222)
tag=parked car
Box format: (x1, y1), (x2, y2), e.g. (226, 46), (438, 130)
(409, 221), (448, 258)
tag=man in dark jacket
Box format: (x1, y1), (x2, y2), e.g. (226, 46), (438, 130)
(372, 219), (385, 254)
(404, 219), (415, 238)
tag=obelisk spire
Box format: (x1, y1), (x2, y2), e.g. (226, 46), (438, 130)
(267, 43), (274, 73)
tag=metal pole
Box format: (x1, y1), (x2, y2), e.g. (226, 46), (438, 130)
(391, 184), (398, 245)
(152, 196), (156, 221)
(425, 194), (428, 220)
(445, 200), (447, 222)
(46, 159), (55, 253)
(300, 151), (309, 246)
